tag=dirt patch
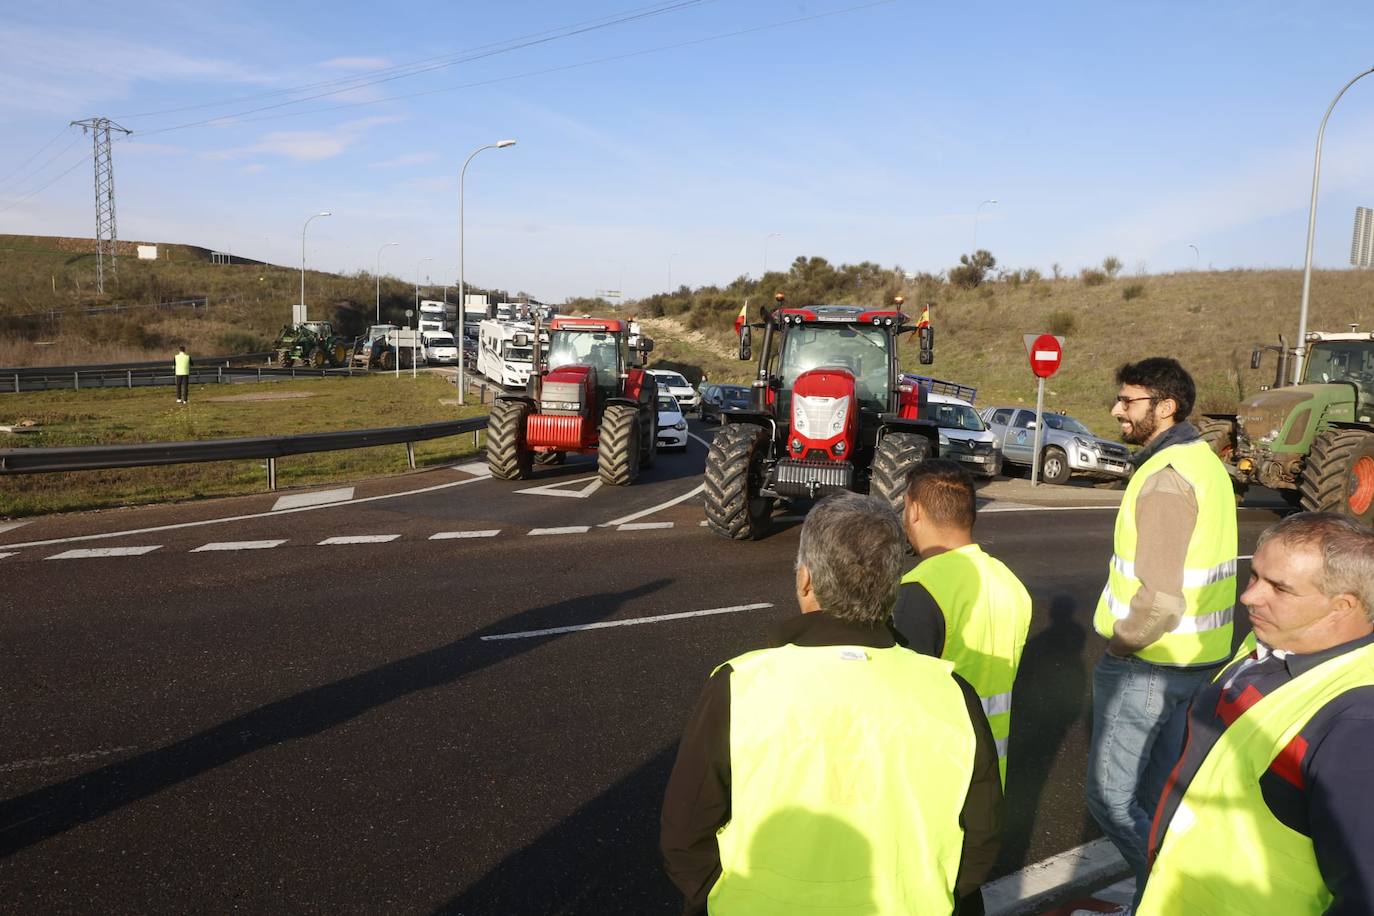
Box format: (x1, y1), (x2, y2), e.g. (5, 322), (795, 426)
(205, 391), (316, 402)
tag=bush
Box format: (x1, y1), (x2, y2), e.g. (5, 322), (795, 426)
(949, 250), (996, 289)
(217, 331), (268, 353)
(1102, 255), (1123, 278)
(1080, 268), (1109, 287)
(1046, 308), (1076, 336)
(1122, 283), (1146, 301)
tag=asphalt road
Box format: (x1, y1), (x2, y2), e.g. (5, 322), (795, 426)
(0, 423), (1283, 913)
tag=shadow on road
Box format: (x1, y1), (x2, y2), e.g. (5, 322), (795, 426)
(0, 579), (671, 858)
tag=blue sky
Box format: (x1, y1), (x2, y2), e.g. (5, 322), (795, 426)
(2, 0), (1373, 302)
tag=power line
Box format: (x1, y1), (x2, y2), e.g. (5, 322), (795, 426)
(0, 125), (75, 189)
(0, 152), (92, 215)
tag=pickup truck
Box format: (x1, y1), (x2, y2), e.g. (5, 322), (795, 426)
(979, 405), (1131, 484)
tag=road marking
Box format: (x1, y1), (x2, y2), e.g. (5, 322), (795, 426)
(192, 540), (286, 552)
(481, 602), (774, 641)
(454, 461), (491, 477)
(0, 520), (31, 535)
(601, 482), (705, 527)
(981, 837), (1127, 916)
(0, 551), (14, 560)
(2, 475), (491, 550)
(46, 546), (162, 560)
(699, 520), (709, 526)
(687, 431), (714, 448)
(528, 526), (590, 536)
(516, 475), (603, 499)
(0, 745), (137, 774)
(272, 487), (355, 511)
(430, 529), (501, 539)
(318, 535), (401, 545)
(617, 522), (674, 531)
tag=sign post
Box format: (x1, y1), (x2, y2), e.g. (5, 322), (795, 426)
(1023, 333), (1064, 486)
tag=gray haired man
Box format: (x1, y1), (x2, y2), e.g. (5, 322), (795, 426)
(661, 492), (1002, 915)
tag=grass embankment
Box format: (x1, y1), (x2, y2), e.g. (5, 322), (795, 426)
(0, 373), (483, 517)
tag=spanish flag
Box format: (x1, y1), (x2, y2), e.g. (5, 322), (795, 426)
(916, 303), (931, 328)
(734, 300), (749, 336)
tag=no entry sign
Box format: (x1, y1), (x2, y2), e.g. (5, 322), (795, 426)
(1026, 333), (1063, 378)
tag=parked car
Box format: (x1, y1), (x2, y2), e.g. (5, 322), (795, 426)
(648, 369), (700, 414)
(656, 394), (688, 450)
(927, 393), (1001, 477)
(422, 331), (459, 366)
(700, 383), (752, 423)
(979, 405), (1131, 485)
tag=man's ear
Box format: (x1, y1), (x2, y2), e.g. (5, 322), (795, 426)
(1155, 396), (1178, 422)
(1332, 592), (1367, 624)
(797, 562), (814, 599)
(903, 493), (920, 527)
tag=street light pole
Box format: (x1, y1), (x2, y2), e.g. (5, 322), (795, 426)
(1188, 244), (1199, 270)
(973, 199), (997, 252)
(300, 211), (331, 322)
(458, 139), (516, 405)
(763, 232), (781, 277)
(1294, 65), (1374, 383)
(375, 241), (398, 323)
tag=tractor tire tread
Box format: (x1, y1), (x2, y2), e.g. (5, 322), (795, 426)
(871, 432), (932, 513)
(704, 423), (771, 540)
(487, 399), (533, 480)
(1299, 428), (1374, 523)
(598, 403), (641, 486)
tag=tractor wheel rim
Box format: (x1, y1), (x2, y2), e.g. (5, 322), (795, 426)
(1350, 455), (1374, 516)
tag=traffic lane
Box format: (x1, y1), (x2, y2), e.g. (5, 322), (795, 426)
(0, 527), (799, 911)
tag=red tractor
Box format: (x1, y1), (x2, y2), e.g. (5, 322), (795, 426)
(485, 317), (659, 484)
(704, 295), (938, 539)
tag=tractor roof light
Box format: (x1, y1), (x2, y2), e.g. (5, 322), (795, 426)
(775, 292), (787, 303)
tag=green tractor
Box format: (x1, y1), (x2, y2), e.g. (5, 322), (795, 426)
(273, 321), (350, 368)
(1200, 328), (1374, 526)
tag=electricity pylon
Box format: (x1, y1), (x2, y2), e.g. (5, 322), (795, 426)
(70, 118), (132, 294)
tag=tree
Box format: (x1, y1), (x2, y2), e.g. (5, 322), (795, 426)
(949, 250), (997, 289)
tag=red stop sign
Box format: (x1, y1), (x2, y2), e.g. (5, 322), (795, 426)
(1029, 334), (1062, 378)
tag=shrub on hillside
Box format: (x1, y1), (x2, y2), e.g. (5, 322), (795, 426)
(949, 250), (996, 289)
(1122, 283), (1146, 301)
(217, 331), (269, 353)
(1080, 268), (1109, 286)
(1046, 309), (1076, 336)
(1102, 255), (1123, 278)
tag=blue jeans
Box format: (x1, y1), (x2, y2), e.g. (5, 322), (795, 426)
(1085, 652), (1216, 902)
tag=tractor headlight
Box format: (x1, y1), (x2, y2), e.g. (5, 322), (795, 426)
(792, 394), (850, 438)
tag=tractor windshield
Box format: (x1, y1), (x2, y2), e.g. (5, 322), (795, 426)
(1303, 341), (1374, 398)
(780, 324), (890, 411)
(547, 330), (622, 383)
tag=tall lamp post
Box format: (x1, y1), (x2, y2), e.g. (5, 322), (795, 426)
(375, 241), (398, 323)
(300, 211), (331, 322)
(458, 139), (516, 404)
(973, 199), (997, 252)
(763, 232), (781, 277)
(1188, 243), (1200, 270)
(1294, 65), (1374, 383)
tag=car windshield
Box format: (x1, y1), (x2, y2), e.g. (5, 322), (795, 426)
(1045, 413), (1092, 435)
(546, 329), (621, 380)
(427, 336), (454, 347)
(779, 325), (890, 411)
(656, 396), (680, 412)
(503, 344), (533, 361)
(1303, 341), (1374, 395)
(928, 402), (985, 431)
(721, 386), (750, 403)
(656, 372), (688, 387)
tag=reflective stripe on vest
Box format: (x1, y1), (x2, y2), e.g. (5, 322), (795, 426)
(902, 543), (1031, 785)
(709, 644), (976, 914)
(1093, 439), (1237, 666)
(1139, 638), (1374, 915)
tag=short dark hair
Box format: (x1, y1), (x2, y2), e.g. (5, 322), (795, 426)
(1116, 357), (1195, 422)
(904, 458), (976, 530)
(796, 493), (905, 623)
(1257, 512), (1374, 622)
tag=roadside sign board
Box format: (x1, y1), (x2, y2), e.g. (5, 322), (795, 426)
(1024, 333), (1064, 378)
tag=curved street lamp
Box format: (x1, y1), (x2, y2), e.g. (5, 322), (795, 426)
(300, 211), (331, 321)
(458, 139), (516, 403)
(1294, 65), (1374, 383)
(375, 241), (399, 323)
(1188, 244), (1200, 270)
(973, 199), (997, 252)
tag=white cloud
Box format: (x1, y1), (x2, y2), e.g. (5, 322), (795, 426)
(205, 115), (406, 162)
(240, 163), (267, 174)
(372, 152), (439, 169)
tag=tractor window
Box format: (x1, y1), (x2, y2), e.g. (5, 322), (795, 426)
(547, 330), (622, 380)
(779, 325), (890, 411)
(1303, 342), (1374, 395)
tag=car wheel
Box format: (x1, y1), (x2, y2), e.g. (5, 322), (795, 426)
(1041, 447), (1072, 485)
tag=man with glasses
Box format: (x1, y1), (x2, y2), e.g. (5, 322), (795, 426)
(1080, 357), (1237, 914)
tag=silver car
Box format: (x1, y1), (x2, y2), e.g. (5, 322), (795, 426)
(980, 406), (1131, 484)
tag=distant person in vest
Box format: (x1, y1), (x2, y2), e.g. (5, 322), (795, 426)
(1083, 357), (1238, 914)
(1139, 513), (1374, 915)
(892, 458), (1033, 787)
(174, 345), (191, 404)
(660, 492), (1003, 915)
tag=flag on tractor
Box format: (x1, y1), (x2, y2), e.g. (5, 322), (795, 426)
(734, 301), (749, 336)
(916, 303), (931, 328)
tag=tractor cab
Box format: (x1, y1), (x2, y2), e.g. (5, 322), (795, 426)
(542, 317), (633, 407)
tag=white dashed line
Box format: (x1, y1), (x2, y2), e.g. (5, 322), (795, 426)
(616, 522), (674, 531)
(272, 487), (355, 511)
(46, 546), (162, 560)
(0, 745), (138, 774)
(192, 540), (287, 552)
(318, 535), (401, 545)
(0, 520), (31, 535)
(601, 482), (705, 527)
(480, 602), (774, 641)
(527, 526), (590, 536)
(430, 530), (501, 540)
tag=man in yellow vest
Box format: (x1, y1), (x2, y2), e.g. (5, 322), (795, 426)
(174, 345), (191, 404)
(1139, 512), (1374, 914)
(892, 458), (1032, 786)
(661, 492), (1003, 915)
(1084, 357), (1237, 913)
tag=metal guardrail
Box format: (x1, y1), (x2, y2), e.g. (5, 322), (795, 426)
(0, 416), (489, 490)
(2, 360), (359, 393)
(2, 352), (272, 375)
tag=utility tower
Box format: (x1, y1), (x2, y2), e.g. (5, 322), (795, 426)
(70, 118), (132, 294)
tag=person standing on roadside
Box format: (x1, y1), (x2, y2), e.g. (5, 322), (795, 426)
(1139, 513), (1374, 915)
(892, 458), (1032, 786)
(174, 345), (191, 404)
(661, 492), (1002, 915)
(1083, 357), (1238, 913)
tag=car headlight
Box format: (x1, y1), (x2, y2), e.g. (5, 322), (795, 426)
(674, 420), (687, 430)
(939, 433), (950, 446)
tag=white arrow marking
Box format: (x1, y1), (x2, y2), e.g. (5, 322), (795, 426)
(453, 461), (491, 477)
(273, 487), (355, 511)
(0, 552), (15, 560)
(617, 522), (674, 531)
(516, 475), (604, 499)
(47, 546), (162, 559)
(0, 521), (31, 535)
(600, 482), (705, 527)
(481, 602), (774, 641)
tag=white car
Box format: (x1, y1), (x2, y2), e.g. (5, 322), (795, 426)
(656, 394), (688, 450)
(422, 332), (459, 366)
(648, 369), (700, 414)
(926, 392), (1002, 477)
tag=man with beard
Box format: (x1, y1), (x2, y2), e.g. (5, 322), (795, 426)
(1080, 357), (1237, 914)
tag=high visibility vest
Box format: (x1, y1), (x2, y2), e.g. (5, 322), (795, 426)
(174, 352), (191, 376)
(1094, 439), (1236, 665)
(708, 643), (976, 914)
(902, 543), (1031, 785)
(1139, 635), (1374, 914)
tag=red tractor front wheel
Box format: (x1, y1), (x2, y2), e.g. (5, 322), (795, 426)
(487, 399), (534, 480)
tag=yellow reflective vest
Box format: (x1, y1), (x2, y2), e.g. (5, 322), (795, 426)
(1094, 438), (1236, 665)
(708, 643), (976, 914)
(174, 352), (191, 376)
(1139, 635), (1374, 914)
(901, 543), (1031, 785)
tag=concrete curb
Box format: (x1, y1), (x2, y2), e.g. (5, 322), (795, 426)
(983, 839), (1130, 915)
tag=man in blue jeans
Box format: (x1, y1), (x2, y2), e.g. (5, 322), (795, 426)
(1082, 358), (1237, 914)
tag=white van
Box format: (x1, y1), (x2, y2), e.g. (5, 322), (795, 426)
(422, 331), (459, 366)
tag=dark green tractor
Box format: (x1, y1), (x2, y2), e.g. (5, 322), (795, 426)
(273, 321), (350, 368)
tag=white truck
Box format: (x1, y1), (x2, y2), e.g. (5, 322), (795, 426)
(477, 319), (536, 388)
(418, 300), (447, 332)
